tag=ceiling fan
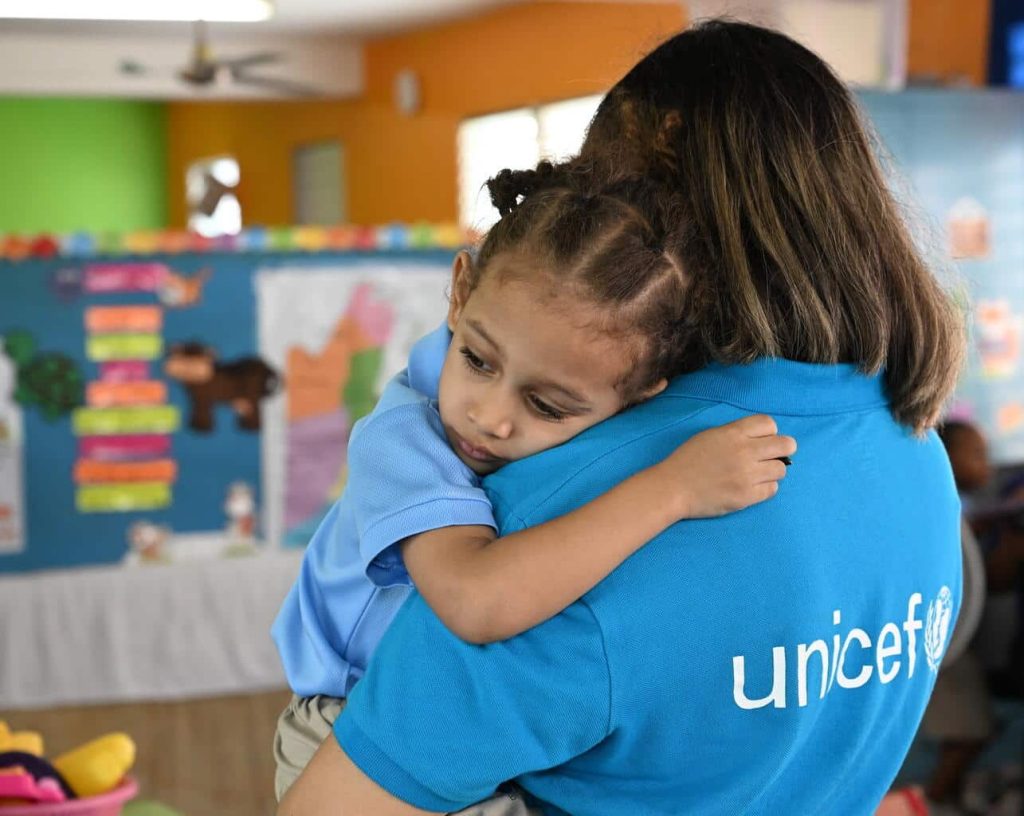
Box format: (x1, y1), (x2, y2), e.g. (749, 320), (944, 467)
(119, 20), (321, 96)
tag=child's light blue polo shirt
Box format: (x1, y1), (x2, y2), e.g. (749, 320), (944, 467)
(335, 359), (963, 815)
(271, 324), (495, 698)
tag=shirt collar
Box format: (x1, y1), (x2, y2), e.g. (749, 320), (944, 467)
(668, 359), (888, 415)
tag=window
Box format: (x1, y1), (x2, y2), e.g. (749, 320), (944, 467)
(293, 142), (346, 225)
(457, 95), (602, 231)
(186, 156), (241, 237)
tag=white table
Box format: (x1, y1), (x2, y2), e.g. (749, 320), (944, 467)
(0, 549), (303, 709)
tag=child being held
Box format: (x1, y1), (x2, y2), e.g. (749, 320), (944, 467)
(271, 162), (796, 800)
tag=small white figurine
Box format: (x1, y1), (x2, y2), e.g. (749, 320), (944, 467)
(224, 481), (257, 553)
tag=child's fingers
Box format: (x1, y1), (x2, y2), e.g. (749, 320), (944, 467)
(755, 459), (789, 484)
(732, 414), (778, 438)
(749, 481), (780, 504)
(752, 434), (797, 461)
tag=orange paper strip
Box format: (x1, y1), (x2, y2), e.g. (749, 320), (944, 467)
(85, 306), (163, 334)
(87, 380), (168, 408)
(74, 459), (178, 485)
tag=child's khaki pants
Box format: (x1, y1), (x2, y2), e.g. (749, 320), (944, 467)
(274, 694), (542, 815)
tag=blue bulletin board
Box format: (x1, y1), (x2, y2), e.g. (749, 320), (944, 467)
(4, 91), (1024, 573)
(860, 90), (1024, 464)
(0, 249), (455, 573)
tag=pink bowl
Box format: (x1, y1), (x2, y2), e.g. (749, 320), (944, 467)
(0, 778), (138, 816)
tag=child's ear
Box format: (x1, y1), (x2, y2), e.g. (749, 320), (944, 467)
(447, 250), (475, 331)
(639, 378), (668, 401)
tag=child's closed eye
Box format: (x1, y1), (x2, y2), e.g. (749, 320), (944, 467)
(528, 394), (567, 422)
(460, 346), (492, 375)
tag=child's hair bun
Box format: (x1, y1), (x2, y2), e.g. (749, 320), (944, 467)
(486, 161), (558, 216)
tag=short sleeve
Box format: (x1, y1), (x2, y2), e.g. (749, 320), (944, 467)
(347, 398), (496, 588)
(334, 591), (611, 811)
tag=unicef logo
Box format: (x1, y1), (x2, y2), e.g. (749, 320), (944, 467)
(925, 586), (954, 672)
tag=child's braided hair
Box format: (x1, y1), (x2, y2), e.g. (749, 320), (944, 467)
(463, 159), (691, 403)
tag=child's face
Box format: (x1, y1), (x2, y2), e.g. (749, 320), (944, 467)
(438, 252), (662, 476)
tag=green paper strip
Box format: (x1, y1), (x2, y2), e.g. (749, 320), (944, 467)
(87, 334), (164, 362)
(77, 482), (172, 513)
(73, 406), (180, 436)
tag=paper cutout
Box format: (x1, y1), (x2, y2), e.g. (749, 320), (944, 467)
(87, 380), (167, 408)
(947, 197), (991, 259)
(79, 434), (171, 461)
(86, 334), (163, 362)
(99, 361), (150, 382)
(83, 263), (168, 294)
(997, 402), (1024, 434)
(3, 330), (84, 421)
(158, 268), (212, 309)
(1, 224), (471, 259)
(85, 306), (163, 334)
(0, 339), (25, 554)
(976, 299), (1022, 379)
(77, 482), (172, 513)
(164, 342), (280, 432)
(72, 406), (180, 436)
(50, 267), (84, 303)
(74, 459), (177, 484)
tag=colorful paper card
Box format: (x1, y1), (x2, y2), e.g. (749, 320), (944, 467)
(85, 306), (163, 334)
(99, 361), (150, 382)
(83, 263), (167, 294)
(73, 459), (177, 485)
(86, 381), (167, 408)
(86, 334), (163, 362)
(72, 406), (180, 436)
(76, 482), (172, 513)
(78, 435), (172, 461)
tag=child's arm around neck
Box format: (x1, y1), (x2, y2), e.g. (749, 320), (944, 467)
(403, 414), (795, 644)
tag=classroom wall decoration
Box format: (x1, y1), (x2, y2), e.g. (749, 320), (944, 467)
(256, 265), (450, 549)
(860, 90), (1024, 464)
(3, 91), (1024, 571)
(0, 340), (25, 554)
(0, 232), (458, 573)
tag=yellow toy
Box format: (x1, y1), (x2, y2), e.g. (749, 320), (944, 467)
(53, 733), (136, 798)
(0, 721), (43, 757)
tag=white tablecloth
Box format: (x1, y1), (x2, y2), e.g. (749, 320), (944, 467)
(0, 550), (303, 709)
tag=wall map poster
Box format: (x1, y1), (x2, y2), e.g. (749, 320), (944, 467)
(257, 264), (451, 548)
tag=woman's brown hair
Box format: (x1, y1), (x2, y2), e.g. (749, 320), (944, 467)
(580, 19), (964, 433)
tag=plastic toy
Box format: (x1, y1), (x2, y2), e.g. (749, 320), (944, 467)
(0, 752), (74, 799)
(53, 734), (136, 799)
(0, 723), (43, 757)
(0, 726), (137, 813)
(0, 777), (137, 815)
(0, 767), (66, 804)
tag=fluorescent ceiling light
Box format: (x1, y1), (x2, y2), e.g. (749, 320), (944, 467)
(0, 0), (273, 21)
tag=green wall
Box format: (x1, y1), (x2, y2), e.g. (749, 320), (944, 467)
(0, 98), (167, 233)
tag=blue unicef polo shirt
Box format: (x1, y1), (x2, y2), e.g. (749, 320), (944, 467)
(271, 324), (495, 698)
(335, 360), (963, 816)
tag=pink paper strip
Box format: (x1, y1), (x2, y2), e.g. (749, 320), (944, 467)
(83, 263), (168, 294)
(79, 434), (172, 461)
(99, 361), (150, 382)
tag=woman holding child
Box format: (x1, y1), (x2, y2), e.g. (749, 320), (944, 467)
(280, 19), (965, 816)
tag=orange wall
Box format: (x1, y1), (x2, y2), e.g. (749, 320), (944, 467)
(907, 0), (992, 86)
(167, 0), (994, 228)
(166, 2), (686, 227)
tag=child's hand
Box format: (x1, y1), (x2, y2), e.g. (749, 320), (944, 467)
(659, 415), (796, 519)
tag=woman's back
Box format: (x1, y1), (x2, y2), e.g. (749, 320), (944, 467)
(485, 359), (961, 815)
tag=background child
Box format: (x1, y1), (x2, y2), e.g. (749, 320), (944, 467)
(271, 164), (795, 799)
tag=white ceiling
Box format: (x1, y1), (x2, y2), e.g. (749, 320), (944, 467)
(0, 0), (525, 99)
(0, 0), (522, 35)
